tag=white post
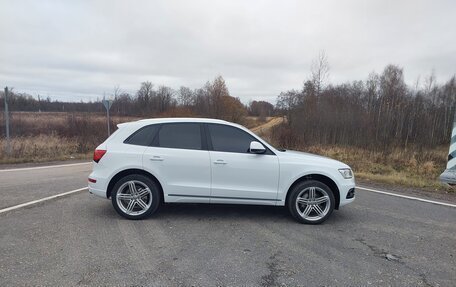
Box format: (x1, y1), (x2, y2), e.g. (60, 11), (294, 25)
(440, 109), (456, 184)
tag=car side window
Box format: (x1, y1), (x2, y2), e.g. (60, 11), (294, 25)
(157, 123), (202, 150)
(208, 124), (258, 153)
(124, 124), (159, 146)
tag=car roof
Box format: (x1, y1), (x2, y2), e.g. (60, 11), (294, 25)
(117, 117), (232, 129)
(137, 117), (229, 124)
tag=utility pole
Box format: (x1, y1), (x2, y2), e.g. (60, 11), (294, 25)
(107, 103), (110, 136)
(4, 87), (11, 156)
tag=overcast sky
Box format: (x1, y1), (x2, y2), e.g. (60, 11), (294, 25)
(0, 0), (455, 103)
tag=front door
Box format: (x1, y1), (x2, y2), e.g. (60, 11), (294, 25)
(206, 123), (280, 204)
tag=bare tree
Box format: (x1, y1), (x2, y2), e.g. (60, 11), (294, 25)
(424, 70), (437, 104)
(112, 85), (122, 99)
(248, 100), (274, 119)
(136, 82), (155, 114)
(311, 50), (330, 96)
(156, 85), (175, 113)
(208, 76), (230, 118)
(178, 86), (194, 107)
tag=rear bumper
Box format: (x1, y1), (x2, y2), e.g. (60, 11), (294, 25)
(88, 186), (107, 198)
(88, 171), (109, 199)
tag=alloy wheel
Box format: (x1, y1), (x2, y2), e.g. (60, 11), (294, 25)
(116, 180), (153, 216)
(295, 186), (330, 222)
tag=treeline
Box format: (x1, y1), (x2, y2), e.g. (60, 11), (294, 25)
(1, 65), (455, 152)
(0, 76), (273, 124)
(274, 64), (456, 151)
(113, 76), (248, 123)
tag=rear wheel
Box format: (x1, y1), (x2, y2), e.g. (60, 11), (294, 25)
(111, 174), (161, 220)
(288, 180), (335, 224)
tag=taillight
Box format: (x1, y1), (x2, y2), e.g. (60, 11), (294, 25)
(93, 149), (107, 163)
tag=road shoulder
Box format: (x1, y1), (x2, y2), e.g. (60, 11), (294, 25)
(0, 159), (90, 170)
(357, 179), (456, 204)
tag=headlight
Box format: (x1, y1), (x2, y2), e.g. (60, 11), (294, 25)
(339, 168), (353, 179)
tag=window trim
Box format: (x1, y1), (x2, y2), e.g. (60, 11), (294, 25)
(203, 124), (213, 150)
(204, 123), (275, 155)
(151, 122), (207, 151)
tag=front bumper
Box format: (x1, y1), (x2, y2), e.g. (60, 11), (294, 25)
(338, 178), (356, 207)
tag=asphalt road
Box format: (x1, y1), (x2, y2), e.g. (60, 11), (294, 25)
(0, 163), (455, 286)
(0, 162), (90, 209)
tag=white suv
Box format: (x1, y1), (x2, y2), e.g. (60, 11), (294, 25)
(88, 118), (355, 224)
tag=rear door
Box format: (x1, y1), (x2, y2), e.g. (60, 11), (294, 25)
(142, 123), (211, 203)
(206, 123), (280, 204)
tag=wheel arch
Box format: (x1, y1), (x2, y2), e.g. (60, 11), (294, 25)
(285, 174), (341, 209)
(107, 168), (164, 203)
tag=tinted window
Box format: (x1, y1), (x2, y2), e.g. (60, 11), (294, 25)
(125, 125), (159, 146)
(208, 124), (256, 153)
(157, 123), (202, 150)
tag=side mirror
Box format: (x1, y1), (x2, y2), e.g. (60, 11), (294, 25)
(249, 141), (266, 154)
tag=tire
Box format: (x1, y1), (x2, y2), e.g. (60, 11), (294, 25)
(111, 174), (161, 220)
(288, 180), (335, 224)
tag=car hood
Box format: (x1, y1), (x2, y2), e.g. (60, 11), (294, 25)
(277, 150), (350, 169)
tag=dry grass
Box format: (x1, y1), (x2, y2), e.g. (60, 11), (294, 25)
(266, 123), (453, 192)
(0, 112), (141, 137)
(0, 135), (90, 164)
(300, 145), (452, 192)
(0, 112), (143, 164)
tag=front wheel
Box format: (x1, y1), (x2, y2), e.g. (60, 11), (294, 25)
(288, 180), (335, 224)
(111, 174), (161, 220)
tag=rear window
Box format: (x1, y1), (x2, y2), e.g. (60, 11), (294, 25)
(156, 123), (202, 150)
(124, 125), (159, 146)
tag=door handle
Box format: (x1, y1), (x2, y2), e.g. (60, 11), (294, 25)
(150, 156), (164, 161)
(213, 159), (227, 165)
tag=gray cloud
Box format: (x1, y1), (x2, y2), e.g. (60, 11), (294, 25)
(0, 0), (455, 103)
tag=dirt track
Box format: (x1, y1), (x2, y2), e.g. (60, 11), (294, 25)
(250, 117), (284, 135)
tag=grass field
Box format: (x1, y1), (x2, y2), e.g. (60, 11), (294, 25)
(0, 112), (452, 192)
(300, 145), (452, 192)
(0, 112), (264, 164)
(0, 112), (142, 163)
